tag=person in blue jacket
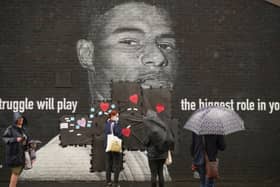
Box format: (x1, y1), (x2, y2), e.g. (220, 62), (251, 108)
(104, 110), (122, 187)
(2, 112), (29, 187)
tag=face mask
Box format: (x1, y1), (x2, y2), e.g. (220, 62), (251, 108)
(112, 116), (119, 122)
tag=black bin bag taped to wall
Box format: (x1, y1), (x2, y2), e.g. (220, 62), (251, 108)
(59, 81), (179, 172)
(112, 81), (147, 150)
(59, 114), (94, 146)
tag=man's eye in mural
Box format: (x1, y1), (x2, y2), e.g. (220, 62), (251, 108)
(119, 38), (140, 46)
(157, 42), (175, 51)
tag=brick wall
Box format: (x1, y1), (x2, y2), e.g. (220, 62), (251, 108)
(0, 0), (279, 184)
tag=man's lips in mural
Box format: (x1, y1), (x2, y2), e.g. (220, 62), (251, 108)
(137, 73), (174, 89)
(140, 79), (173, 89)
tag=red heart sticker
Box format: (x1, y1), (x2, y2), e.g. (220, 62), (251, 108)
(129, 94), (139, 104)
(100, 102), (110, 112)
(122, 128), (131, 137)
(156, 103), (165, 113)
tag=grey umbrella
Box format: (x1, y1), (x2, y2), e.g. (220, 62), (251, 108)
(184, 106), (245, 135)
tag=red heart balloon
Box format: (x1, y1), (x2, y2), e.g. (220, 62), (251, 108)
(100, 102), (110, 112)
(129, 94), (139, 104)
(122, 128), (131, 137)
(156, 103), (165, 113)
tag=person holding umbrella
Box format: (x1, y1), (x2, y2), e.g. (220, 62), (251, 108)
(190, 133), (226, 187)
(2, 112), (30, 187)
(143, 110), (174, 187)
(184, 106), (245, 187)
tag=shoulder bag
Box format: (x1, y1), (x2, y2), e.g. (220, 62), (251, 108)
(203, 136), (220, 179)
(105, 122), (122, 153)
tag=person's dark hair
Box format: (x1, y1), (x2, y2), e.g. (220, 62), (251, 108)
(80, 0), (175, 43)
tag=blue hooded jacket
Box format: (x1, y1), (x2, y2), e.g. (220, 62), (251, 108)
(2, 112), (29, 167)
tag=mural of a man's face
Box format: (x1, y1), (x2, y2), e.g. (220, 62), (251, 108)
(77, 2), (178, 101)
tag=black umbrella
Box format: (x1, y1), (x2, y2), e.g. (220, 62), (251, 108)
(143, 110), (174, 148)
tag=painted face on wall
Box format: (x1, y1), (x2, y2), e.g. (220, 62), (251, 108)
(77, 2), (178, 100)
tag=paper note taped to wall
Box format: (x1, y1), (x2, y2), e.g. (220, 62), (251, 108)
(60, 122), (69, 129)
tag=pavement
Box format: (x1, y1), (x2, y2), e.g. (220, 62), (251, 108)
(1, 180), (280, 187)
(20, 135), (171, 181)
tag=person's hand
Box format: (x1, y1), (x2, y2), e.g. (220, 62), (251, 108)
(16, 137), (24, 142)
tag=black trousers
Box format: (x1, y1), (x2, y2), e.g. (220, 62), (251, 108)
(105, 152), (121, 184)
(148, 159), (166, 187)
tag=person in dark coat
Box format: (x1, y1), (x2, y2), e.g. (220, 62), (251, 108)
(2, 112), (29, 187)
(144, 130), (169, 187)
(144, 110), (174, 187)
(104, 110), (122, 187)
(190, 132), (226, 187)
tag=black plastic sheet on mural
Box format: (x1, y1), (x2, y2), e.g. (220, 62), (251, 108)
(58, 81), (179, 172)
(59, 113), (108, 145)
(59, 114), (93, 146)
(90, 134), (106, 172)
(142, 88), (172, 118)
(112, 81), (146, 150)
(111, 81), (143, 114)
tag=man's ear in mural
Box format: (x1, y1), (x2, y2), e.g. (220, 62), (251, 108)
(77, 39), (95, 71)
